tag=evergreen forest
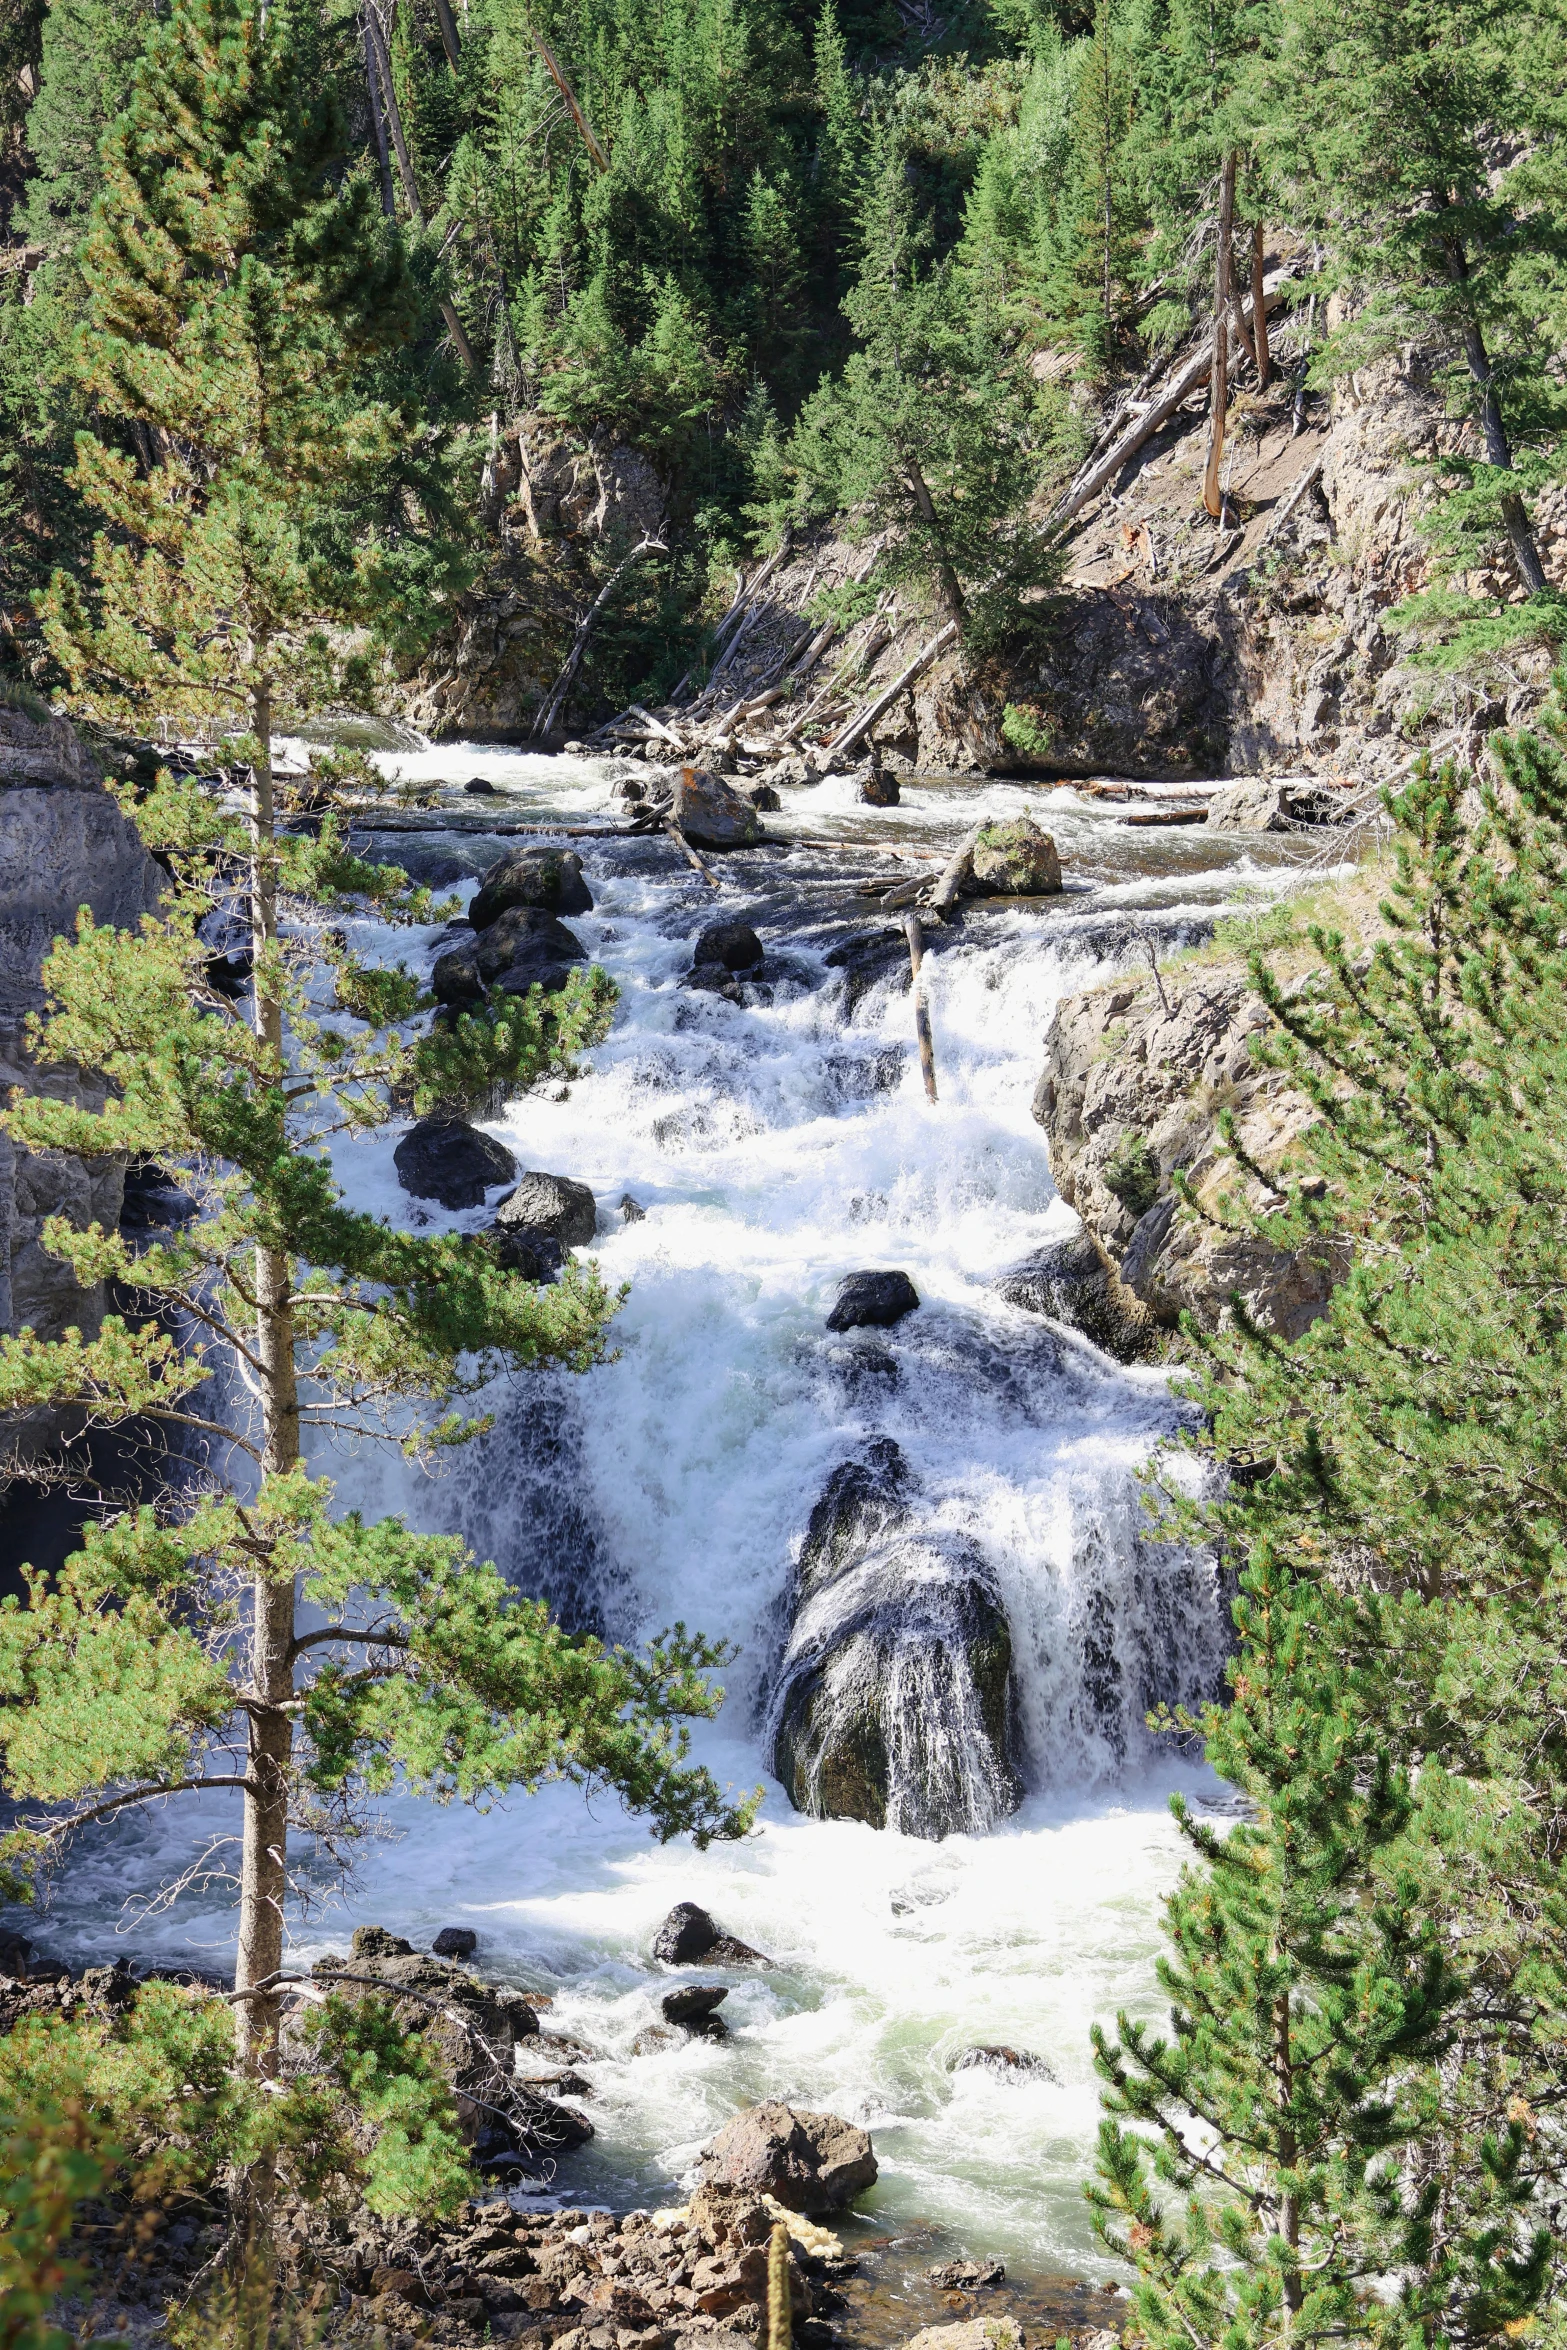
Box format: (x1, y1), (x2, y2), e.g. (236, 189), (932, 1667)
(3, 0), (1567, 2344)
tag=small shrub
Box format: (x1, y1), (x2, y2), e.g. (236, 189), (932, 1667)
(1102, 1131), (1162, 1219)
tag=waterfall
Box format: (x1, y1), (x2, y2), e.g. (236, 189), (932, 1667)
(42, 747), (1316, 2273)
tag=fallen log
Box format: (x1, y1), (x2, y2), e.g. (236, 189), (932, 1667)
(627, 702), (685, 746)
(666, 820), (721, 889)
(823, 621), (959, 763)
(1120, 806), (1210, 826)
(904, 912), (938, 1103)
(931, 822), (983, 916)
(1045, 276), (1291, 538)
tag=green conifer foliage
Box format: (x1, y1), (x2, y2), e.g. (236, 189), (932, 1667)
(783, 133), (1063, 644)
(3, 0), (753, 2077)
(1265, 0), (1567, 638)
(1092, 692), (1567, 2342)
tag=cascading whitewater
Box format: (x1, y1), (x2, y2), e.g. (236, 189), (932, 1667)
(42, 750), (1311, 2269)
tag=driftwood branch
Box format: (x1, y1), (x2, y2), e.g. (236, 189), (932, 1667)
(823, 620), (959, 761)
(903, 912), (938, 1102)
(532, 535), (667, 738)
(1260, 453), (1326, 544)
(666, 818), (720, 889)
(932, 823), (982, 916)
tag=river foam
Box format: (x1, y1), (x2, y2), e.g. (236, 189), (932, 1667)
(40, 750), (1319, 2275)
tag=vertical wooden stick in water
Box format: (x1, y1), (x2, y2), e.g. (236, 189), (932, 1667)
(767, 2222), (793, 2350)
(903, 911), (938, 1103)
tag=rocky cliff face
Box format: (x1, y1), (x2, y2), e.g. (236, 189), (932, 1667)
(1, 704), (167, 1457)
(404, 340), (1561, 779)
(1031, 962), (1343, 1343)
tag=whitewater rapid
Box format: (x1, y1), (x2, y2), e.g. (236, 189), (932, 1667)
(41, 751), (1321, 2279)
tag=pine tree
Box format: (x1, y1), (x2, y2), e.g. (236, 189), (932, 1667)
(1264, 0), (1567, 621)
(4, 0), (753, 2079)
(1092, 697), (1567, 2344)
(785, 133), (1062, 645)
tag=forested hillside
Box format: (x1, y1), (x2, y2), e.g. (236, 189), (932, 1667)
(3, 0), (1565, 724)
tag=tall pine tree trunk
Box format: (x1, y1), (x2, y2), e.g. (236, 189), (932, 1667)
(1250, 219), (1270, 387)
(1441, 235), (1546, 594)
(1203, 154), (1235, 520)
(235, 672), (301, 2074)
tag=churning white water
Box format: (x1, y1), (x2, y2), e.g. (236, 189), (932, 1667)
(42, 752), (1324, 2278)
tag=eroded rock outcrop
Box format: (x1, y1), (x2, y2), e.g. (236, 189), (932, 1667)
(1, 705), (167, 1462)
(1032, 968), (1344, 1338)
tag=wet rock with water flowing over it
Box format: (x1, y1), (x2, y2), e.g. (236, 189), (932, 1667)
(651, 1901), (773, 1967)
(768, 1439), (1021, 1839)
(469, 843), (594, 927)
(950, 2045), (1059, 2081)
(660, 1983), (729, 2031)
(825, 1268), (920, 1332)
(693, 920), (764, 974)
(488, 1172), (598, 1281)
(969, 816), (1062, 896)
(394, 1117), (518, 1210)
(698, 2099), (878, 2214)
(991, 1228), (1151, 1358)
(431, 905), (589, 1007)
(672, 767), (765, 849)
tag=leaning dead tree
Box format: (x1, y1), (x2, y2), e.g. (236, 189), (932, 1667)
(532, 534), (667, 738)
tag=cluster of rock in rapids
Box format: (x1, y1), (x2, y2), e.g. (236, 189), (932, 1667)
(1, 1911), (1097, 2350)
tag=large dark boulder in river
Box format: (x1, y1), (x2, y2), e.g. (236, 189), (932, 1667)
(825, 1269), (919, 1331)
(672, 767), (764, 849)
(693, 920), (764, 973)
(495, 1172), (597, 1251)
(660, 1982), (729, 2029)
(651, 1901), (772, 1967)
(394, 1117), (517, 1209)
(470, 843), (593, 927)
(431, 905), (588, 1007)
(698, 2100), (877, 2213)
(768, 1439), (1021, 1840)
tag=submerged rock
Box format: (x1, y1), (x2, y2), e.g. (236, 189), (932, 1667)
(673, 767), (764, 849)
(698, 2100), (877, 2213)
(660, 1983), (729, 2029)
(950, 2045), (1058, 2081)
(694, 920), (764, 973)
(394, 1117), (517, 1210)
(431, 905), (588, 1006)
(928, 2257), (1006, 2287)
(825, 1269), (920, 1331)
(769, 1439), (1021, 1839)
(969, 816), (1062, 895)
(470, 843), (593, 926)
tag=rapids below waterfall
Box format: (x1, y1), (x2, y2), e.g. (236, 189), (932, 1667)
(41, 753), (1329, 2281)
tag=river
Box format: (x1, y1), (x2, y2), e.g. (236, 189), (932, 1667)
(39, 750), (1322, 2293)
